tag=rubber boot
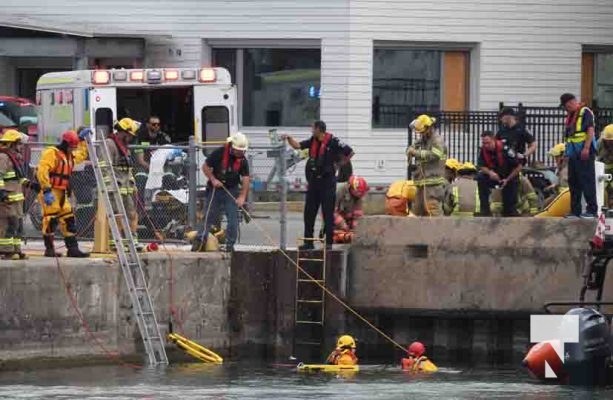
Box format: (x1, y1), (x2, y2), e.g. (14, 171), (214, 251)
(64, 236), (90, 258)
(43, 234), (62, 257)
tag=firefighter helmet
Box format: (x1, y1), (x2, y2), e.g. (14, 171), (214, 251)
(115, 117), (138, 136)
(228, 132), (249, 151)
(348, 175), (369, 198)
(458, 161), (477, 173)
(445, 158), (461, 170)
(408, 341), (426, 357)
(602, 124), (613, 141)
(61, 130), (80, 147)
(410, 114), (436, 134)
(548, 143), (566, 157)
(0, 129), (23, 143)
(337, 334), (356, 349)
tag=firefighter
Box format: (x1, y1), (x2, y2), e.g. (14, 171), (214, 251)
(326, 334), (358, 366)
(37, 128), (91, 257)
(401, 342), (438, 373)
(406, 114), (448, 216)
(106, 118), (144, 251)
(597, 125), (613, 208)
(0, 130), (38, 260)
(282, 121), (354, 250)
(443, 162), (479, 217)
(331, 175), (369, 243)
(476, 131), (522, 216)
(516, 176), (539, 216)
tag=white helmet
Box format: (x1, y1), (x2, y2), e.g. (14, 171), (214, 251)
(228, 132), (249, 151)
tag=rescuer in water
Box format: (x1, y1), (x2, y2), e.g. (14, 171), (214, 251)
(401, 341), (438, 373)
(326, 334), (358, 365)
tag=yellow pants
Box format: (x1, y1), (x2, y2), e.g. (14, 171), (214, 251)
(39, 188), (76, 237)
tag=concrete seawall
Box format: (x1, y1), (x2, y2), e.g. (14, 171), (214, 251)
(0, 217), (604, 368)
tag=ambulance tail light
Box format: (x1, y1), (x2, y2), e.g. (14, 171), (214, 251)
(164, 69), (179, 81)
(130, 70), (144, 82)
(199, 68), (216, 83)
(92, 70), (110, 85)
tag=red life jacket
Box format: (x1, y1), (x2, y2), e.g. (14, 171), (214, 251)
(222, 143), (242, 173)
(481, 140), (505, 169)
(109, 134), (133, 169)
(309, 133), (332, 159)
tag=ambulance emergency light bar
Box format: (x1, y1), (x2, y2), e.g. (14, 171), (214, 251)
(91, 68), (216, 84)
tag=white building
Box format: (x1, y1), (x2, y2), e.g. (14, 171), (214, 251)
(2, 1), (613, 183)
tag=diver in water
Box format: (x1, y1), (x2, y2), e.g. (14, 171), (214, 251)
(326, 335), (358, 366)
(401, 341), (438, 373)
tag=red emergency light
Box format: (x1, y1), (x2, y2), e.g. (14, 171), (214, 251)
(164, 69), (179, 81)
(199, 68), (216, 83)
(92, 70), (110, 85)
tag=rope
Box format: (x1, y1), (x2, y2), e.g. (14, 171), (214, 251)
(217, 184), (408, 354)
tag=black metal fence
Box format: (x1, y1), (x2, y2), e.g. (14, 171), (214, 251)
(406, 103), (613, 174)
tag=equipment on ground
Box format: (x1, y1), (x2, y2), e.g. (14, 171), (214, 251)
(85, 133), (168, 366)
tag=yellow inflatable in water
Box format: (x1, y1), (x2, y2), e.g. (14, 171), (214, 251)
(297, 363), (359, 373)
(167, 332), (223, 364)
(535, 189), (570, 218)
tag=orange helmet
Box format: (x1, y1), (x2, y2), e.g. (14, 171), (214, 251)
(348, 175), (369, 198)
(62, 130), (79, 147)
(408, 341), (426, 357)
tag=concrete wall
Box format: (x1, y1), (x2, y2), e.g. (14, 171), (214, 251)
(350, 216), (598, 313)
(0, 252), (230, 367)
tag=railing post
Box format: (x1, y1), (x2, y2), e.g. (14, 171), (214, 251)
(277, 143), (288, 251)
(187, 136), (197, 229)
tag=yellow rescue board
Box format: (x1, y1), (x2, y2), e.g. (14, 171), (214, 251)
(167, 333), (223, 364)
(297, 363), (359, 373)
(535, 188), (570, 218)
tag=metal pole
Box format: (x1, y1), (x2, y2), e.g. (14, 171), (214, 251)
(278, 143), (288, 251)
(247, 153), (255, 205)
(188, 136), (197, 229)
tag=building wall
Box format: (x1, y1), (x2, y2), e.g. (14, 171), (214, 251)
(5, 0), (613, 181)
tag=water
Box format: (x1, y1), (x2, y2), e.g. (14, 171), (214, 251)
(0, 363), (611, 400)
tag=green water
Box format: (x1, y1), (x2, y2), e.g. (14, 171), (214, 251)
(0, 363), (610, 399)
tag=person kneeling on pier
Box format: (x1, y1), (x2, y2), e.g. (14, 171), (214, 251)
(326, 335), (358, 366)
(401, 341), (438, 373)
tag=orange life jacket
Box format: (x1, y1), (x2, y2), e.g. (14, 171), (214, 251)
(327, 348), (358, 365)
(309, 133), (332, 159)
(481, 140), (505, 169)
(48, 147), (74, 190)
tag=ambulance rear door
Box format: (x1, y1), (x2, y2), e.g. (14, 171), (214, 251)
(193, 84), (238, 186)
(89, 87), (117, 140)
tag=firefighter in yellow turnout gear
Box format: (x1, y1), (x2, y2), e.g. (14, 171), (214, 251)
(37, 129), (91, 257)
(0, 130), (38, 260)
(597, 124), (613, 208)
(443, 162), (479, 216)
(407, 114), (448, 216)
(105, 118), (143, 251)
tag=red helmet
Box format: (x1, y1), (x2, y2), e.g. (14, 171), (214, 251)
(348, 175), (369, 198)
(62, 130), (79, 147)
(408, 341), (426, 357)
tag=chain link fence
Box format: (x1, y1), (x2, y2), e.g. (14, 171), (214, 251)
(22, 138), (290, 248)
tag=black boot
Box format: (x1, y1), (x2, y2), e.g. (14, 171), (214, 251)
(64, 236), (90, 258)
(43, 235), (62, 257)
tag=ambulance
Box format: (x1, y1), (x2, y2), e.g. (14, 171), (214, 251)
(35, 66), (237, 151)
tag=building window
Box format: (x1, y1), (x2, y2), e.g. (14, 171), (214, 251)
(594, 53), (613, 108)
(213, 48), (321, 127)
(372, 47), (470, 128)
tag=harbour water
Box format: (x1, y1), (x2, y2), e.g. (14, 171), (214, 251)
(0, 363), (611, 399)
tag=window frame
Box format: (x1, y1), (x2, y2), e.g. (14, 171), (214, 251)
(372, 41), (475, 130)
(210, 40), (321, 130)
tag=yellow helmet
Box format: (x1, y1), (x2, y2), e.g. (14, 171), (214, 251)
(337, 334), (356, 349)
(458, 162), (477, 172)
(0, 129), (24, 143)
(115, 117), (138, 136)
(602, 124), (613, 141)
(410, 114), (436, 134)
(548, 143), (566, 157)
(445, 158), (461, 170)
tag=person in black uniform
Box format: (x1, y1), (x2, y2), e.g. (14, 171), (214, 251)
(477, 131), (523, 216)
(496, 107), (537, 164)
(282, 120), (354, 250)
(192, 132), (250, 253)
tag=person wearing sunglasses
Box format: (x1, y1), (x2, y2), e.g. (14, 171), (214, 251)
(135, 115), (172, 170)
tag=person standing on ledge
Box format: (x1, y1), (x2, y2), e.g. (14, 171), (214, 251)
(282, 120), (354, 250)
